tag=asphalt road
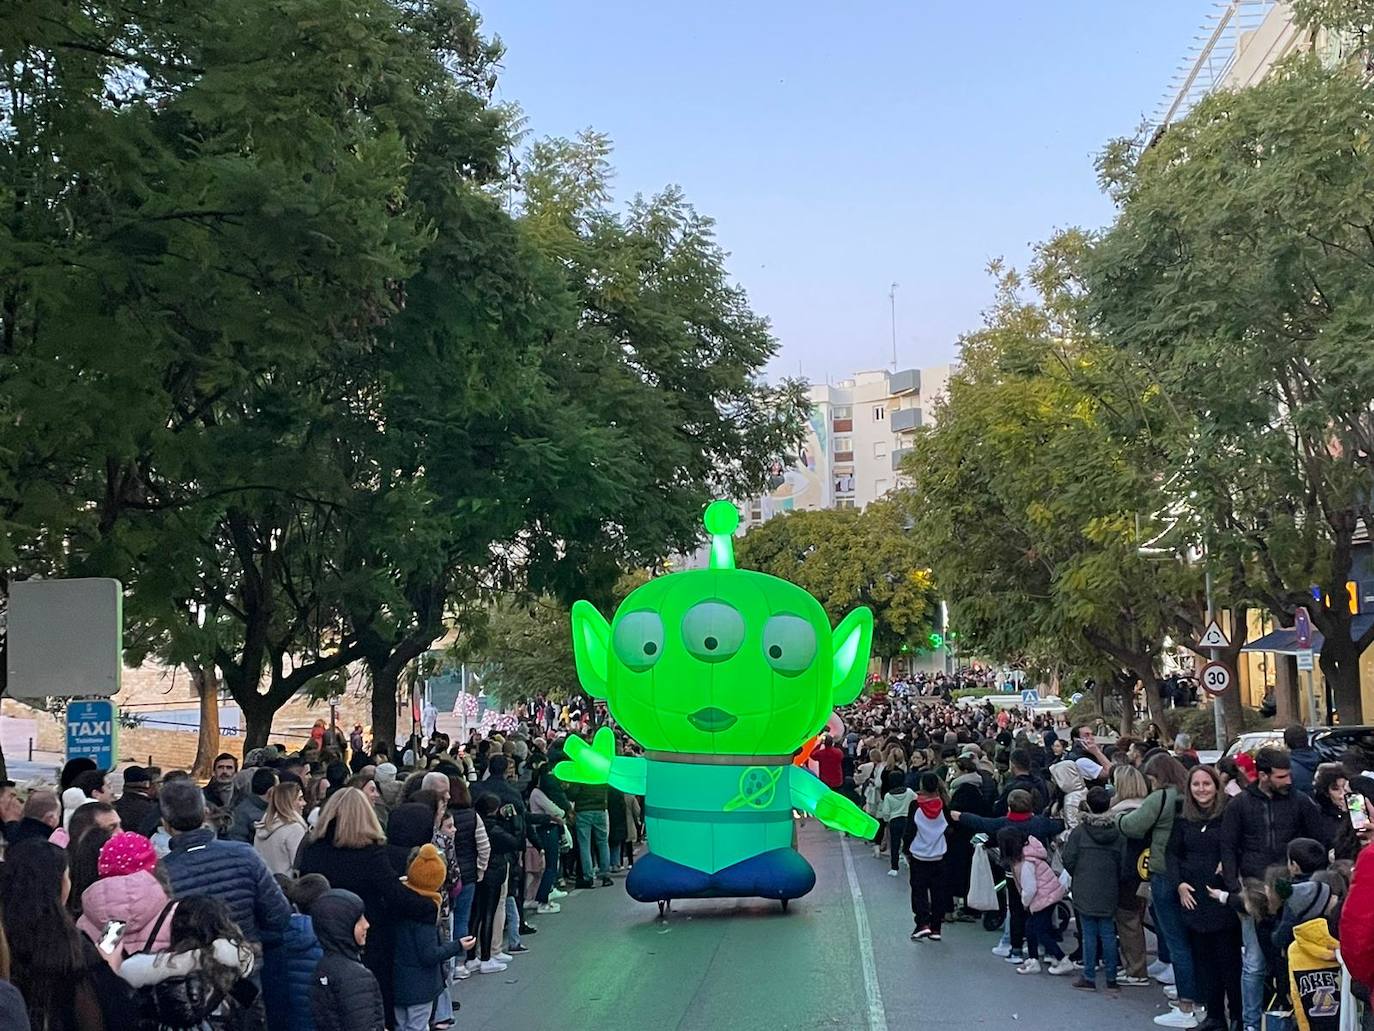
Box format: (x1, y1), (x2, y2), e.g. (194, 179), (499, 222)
(452, 820), (1181, 1030)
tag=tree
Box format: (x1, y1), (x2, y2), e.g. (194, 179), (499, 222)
(903, 242), (1206, 734)
(735, 501), (937, 665)
(1087, 58), (1374, 721)
(458, 598), (579, 710)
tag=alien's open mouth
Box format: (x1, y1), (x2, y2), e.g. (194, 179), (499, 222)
(687, 707), (738, 731)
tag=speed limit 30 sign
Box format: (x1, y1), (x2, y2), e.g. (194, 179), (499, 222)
(1200, 661), (1233, 696)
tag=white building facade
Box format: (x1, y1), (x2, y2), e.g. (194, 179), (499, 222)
(743, 364), (950, 527)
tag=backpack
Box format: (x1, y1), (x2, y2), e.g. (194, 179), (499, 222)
(133, 903), (235, 1031)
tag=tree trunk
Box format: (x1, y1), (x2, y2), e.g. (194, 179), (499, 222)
(1217, 605), (1249, 742)
(1319, 632), (1364, 725)
(370, 658), (399, 760)
(1275, 653), (1301, 726)
(189, 663), (221, 779)
(240, 701), (273, 753)
(1139, 668), (1175, 739)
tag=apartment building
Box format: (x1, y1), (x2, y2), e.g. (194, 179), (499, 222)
(743, 364), (950, 527)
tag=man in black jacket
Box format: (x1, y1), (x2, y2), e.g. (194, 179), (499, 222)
(1219, 747), (1328, 1031)
(114, 765), (161, 837)
(994, 750), (1047, 816)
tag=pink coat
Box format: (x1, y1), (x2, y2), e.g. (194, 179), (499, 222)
(1016, 836), (1066, 914)
(76, 870), (176, 971)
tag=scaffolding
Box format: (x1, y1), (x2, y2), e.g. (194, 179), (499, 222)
(1149, 0), (1280, 135)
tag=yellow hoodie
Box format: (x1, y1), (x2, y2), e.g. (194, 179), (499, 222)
(1287, 917), (1342, 1031)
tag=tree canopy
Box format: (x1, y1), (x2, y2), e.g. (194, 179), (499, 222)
(1087, 57), (1374, 719)
(735, 501), (937, 663)
(0, 0), (807, 765)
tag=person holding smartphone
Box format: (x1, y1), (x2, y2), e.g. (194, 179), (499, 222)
(1313, 765), (1352, 845)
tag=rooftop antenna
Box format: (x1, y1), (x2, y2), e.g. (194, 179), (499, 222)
(888, 282), (899, 370)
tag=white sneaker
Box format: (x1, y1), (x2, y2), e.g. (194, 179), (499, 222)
(887, 869), (900, 877)
(991, 943), (1013, 958)
(453, 964), (472, 980)
(1152, 1008), (1198, 1029)
(493, 951), (513, 962)
(1047, 957), (1077, 976)
(548, 888), (569, 900)
(1015, 958), (1042, 975)
(1147, 959), (1169, 977)
(1164, 986), (1178, 1001)
(464, 959), (482, 972)
(1153, 964), (1176, 986)
(872, 845), (881, 859)
(536, 902), (562, 914)
(478, 959), (508, 974)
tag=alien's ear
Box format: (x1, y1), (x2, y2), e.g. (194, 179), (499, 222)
(570, 600), (612, 699)
(830, 607), (874, 705)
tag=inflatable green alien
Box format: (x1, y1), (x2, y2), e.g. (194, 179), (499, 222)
(554, 500), (880, 908)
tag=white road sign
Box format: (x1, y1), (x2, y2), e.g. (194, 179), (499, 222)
(1200, 661), (1233, 696)
(1198, 620), (1230, 650)
(1297, 649), (1315, 672)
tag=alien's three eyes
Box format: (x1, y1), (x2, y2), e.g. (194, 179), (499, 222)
(612, 605), (817, 675)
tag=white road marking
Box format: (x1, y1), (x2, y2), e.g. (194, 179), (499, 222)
(840, 836), (889, 1031)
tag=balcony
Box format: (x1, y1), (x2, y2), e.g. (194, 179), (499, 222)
(832, 418), (853, 433)
(889, 368), (920, 396)
(892, 448), (913, 471)
(891, 407), (923, 433)
(833, 451), (854, 464)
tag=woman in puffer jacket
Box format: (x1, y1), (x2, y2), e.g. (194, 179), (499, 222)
(75, 831), (177, 971)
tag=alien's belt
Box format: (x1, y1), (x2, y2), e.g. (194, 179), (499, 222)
(644, 805), (793, 824)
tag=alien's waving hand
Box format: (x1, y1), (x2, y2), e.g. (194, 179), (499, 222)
(562, 500), (879, 907)
(554, 726), (647, 794)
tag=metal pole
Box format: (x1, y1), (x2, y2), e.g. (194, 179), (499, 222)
(1205, 566), (1226, 748)
(889, 283), (898, 370)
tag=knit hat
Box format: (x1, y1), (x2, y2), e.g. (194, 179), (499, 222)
(375, 763), (398, 784)
(98, 832), (158, 877)
(61, 787), (89, 829)
(404, 843), (446, 905)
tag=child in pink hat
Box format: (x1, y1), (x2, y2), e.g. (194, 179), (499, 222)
(75, 831), (176, 971)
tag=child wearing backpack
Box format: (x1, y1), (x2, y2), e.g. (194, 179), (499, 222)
(119, 895), (256, 1029)
(393, 844), (476, 1031)
(996, 825), (1073, 976)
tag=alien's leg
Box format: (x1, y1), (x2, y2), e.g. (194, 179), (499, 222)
(708, 848), (817, 901)
(625, 850), (712, 903)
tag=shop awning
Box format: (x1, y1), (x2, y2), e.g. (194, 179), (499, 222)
(1241, 613), (1374, 656)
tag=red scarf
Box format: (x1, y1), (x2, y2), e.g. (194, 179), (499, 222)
(917, 797), (944, 820)
(1007, 810), (1032, 823)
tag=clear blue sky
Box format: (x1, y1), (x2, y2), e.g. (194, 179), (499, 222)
(479, 0), (1204, 383)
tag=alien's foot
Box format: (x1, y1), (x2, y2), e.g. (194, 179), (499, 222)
(626, 848), (816, 903)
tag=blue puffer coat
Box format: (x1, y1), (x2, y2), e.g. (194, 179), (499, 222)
(163, 828), (292, 943)
(263, 912), (321, 1031)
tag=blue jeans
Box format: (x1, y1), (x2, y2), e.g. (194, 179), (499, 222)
(1241, 915), (1268, 1030)
(1025, 907), (1063, 961)
(504, 894), (521, 950)
(576, 809), (611, 880)
(537, 823), (560, 903)
(1080, 913), (1118, 983)
(1150, 873), (1196, 1002)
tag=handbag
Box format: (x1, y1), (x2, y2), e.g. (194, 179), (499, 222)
(966, 842), (999, 912)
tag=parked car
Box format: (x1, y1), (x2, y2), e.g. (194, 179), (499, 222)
(1220, 725), (1374, 768)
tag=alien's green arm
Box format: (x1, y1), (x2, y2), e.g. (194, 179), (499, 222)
(608, 755), (647, 795)
(552, 728), (645, 794)
(789, 767), (879, 839)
